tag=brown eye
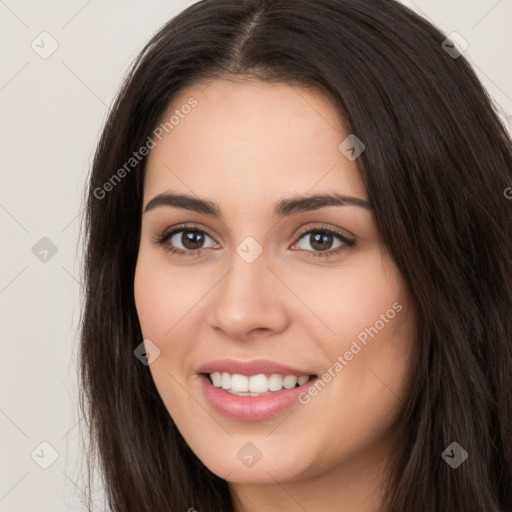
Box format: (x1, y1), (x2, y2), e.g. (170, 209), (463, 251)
(154, 226), (218, 256)
(290, 225), (355, 259)
(165, 228), (217, 251)
(177, 230), (207, 250)
(294, 228), (353, 254)
(302, 231), (338, 252)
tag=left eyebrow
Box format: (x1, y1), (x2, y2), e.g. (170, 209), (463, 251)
(272, 193), (372, 217)
(143, 191), (372, 217)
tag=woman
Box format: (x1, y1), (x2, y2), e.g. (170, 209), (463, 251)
(78, 0), (512, 510)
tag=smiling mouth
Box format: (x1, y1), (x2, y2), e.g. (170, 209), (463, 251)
(204, 371), (318, 396)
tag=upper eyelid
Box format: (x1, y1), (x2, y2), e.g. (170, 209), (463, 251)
(295, 224), (354, 240)
(160, 223), (216, 241)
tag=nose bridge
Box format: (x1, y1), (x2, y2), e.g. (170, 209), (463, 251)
(208, 242), (288, 339)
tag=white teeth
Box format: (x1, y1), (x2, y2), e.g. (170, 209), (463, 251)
(249, 374), (268, 393)
(209, 372), (312, 393)
(268, 374), (283, 392)
(210, 371), (222, 387)
(282, 375), (298, 389)
(231, 374), (249, 392)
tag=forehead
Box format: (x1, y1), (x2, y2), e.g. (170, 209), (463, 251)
(143, 78), (367, 206)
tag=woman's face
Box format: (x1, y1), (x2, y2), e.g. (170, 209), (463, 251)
(134, 78), (416, 488)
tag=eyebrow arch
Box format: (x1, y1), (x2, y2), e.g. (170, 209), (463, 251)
(143, 191), (372, 217)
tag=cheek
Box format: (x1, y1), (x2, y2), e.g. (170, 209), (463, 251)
(133, 257), (199, 412)
(134, 265), (169, 340)
(133, 251), (203, 340)
(299, 250), (406, 344)
(302, 251), (415, 410)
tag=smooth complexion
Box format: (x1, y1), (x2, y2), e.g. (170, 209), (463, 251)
(134, 78), (417, 512)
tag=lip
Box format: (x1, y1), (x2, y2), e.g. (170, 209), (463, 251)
(197, 359), (318, 421)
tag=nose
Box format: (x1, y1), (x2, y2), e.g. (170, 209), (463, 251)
(208, 250), (289, 342)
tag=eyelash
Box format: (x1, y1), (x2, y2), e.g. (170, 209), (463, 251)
(152, 223), (355, 259)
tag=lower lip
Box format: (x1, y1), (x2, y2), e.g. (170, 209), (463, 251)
(199, 374), (318, 421)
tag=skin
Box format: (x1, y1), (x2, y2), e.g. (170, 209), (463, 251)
(134, 77), (417, 512)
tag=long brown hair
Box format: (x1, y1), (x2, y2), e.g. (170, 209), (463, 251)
(78, 0), (512, 510)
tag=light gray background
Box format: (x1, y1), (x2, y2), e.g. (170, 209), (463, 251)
(1, 1), (511, 511)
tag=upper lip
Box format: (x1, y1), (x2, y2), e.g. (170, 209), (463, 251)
(196, 359), (317, 376)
